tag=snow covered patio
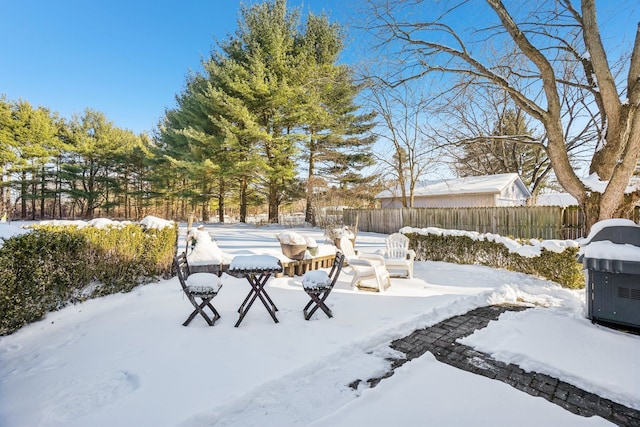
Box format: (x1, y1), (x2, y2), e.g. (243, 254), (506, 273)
(1, 223), (639, 426)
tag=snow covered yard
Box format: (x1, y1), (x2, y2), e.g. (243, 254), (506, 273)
(0, 223), (638, 426)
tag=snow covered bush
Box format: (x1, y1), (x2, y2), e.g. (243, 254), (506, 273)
(0, 218), (178, 335)
(402, 227), (583, 289)
(0, 230), (90, 335)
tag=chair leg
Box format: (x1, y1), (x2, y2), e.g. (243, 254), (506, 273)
(350, 274), (359, 288)
(303, 291), (333, 320)
(206, 302), (221, 323)
(375, 274), (391, 292)
(303, 299), (314, 313)
(184, 296), (219, 326)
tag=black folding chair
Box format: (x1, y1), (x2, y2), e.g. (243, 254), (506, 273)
(174, 252), (222, 326)
(302, 252), (345, 320)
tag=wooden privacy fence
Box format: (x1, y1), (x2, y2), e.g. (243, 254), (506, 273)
(343, 206), (586, 240)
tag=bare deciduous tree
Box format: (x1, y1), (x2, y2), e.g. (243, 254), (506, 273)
(366, 0), (640, 231)
(365, 81), (438, 207)
(436, 82), (553, 196)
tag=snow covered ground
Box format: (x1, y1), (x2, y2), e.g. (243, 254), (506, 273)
(0, 222), (638, 426)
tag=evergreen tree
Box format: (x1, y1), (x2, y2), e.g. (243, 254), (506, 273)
(220, 0), (300, 223)
(9, 101), (62, 219)
(295, 13), (377, 224)
(0, 97), (19, 215)
(159, 0), (375, 223)
(62, 109), (122, 218)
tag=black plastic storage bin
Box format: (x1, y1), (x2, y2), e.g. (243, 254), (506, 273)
(579, 221), (640, 329)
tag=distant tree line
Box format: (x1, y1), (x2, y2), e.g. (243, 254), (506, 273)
(0, 0), (378, 223)
(0, 99), (158, 220)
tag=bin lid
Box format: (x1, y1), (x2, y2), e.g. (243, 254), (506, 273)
(580, 219), (640, 270)
(582, 219), (640, 246)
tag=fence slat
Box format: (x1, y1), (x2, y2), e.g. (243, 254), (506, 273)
(344, 206), (584, 240)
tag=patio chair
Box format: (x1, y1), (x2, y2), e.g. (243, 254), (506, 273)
(174, 252), (222, 326)
(339, 236), (391, 292)
(302, 252), (345, 320)
(382, 233), (416, 278)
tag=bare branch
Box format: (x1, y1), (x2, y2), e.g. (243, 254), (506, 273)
(581, 0), (621, 123)
(627, 22), (640, 104)
(486, 0), (562, 119)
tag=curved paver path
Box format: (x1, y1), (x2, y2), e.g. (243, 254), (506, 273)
(351, 305), (640, 427)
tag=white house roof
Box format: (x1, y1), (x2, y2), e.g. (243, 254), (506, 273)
(376, 173), (531, 199)
(535, 192), (578, 207)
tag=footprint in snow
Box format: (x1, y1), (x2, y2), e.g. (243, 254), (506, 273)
(41, 370), (140, 424)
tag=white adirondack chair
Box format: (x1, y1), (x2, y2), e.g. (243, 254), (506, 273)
(382, 233), (416, 279)
(339, 235), (391, 292)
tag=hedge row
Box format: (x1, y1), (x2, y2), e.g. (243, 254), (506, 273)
(0, 223), (178, 335)
(404, 232), (584, 289)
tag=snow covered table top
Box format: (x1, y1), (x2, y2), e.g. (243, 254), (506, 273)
(228, 255), (283, 276)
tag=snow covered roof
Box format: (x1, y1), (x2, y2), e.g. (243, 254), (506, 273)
(376, 173), (531, 199)
(534, 193), (578, 207)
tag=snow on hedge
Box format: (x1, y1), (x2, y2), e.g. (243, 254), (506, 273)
(400, 226), (579, 258)
(36, 215), (174, 230)
(331, 226), (355, 239)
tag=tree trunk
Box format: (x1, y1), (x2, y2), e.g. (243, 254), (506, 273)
(268, 181), (279, 223)
(202, 199), (210, 222)
(305, 140), (316, 226)
(40, 164), (45, 219)
(30, 179), (36, 220)
(239, 177), (247, 223)
(218, 176), (225, 223)
(218, 195), (224, 223)
(20, 171), (27, 219)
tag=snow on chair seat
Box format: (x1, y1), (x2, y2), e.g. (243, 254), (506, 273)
(302, 270), (331, 291)
(174, 252), (223, 326)
(302, 252), (345, 320)
(185, 272), (222, 296)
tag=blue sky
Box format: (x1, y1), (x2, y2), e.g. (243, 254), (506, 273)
(1, 0), (356, 135)
(2, 1), (638, 137)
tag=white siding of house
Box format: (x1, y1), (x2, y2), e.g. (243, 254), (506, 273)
(414, 194), (496, 208)
(377, 175), (531, 208)
(496, 183), (529, 206)
(380, 193), (495, 208)
(379, 188), (528, 208)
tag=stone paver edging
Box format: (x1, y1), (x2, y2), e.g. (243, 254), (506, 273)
(351, 305), (640, 427)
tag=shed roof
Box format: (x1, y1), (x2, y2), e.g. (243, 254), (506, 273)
(376, 173), (531, 199)
(535, 192), (578, 207)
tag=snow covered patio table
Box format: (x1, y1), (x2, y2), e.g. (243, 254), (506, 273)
(227, 255), (284, 327)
